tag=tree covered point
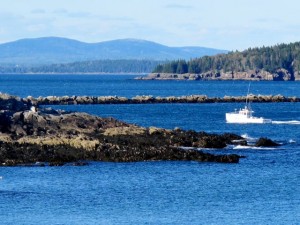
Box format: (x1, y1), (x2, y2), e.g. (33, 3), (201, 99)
(153, 42), (300, 80)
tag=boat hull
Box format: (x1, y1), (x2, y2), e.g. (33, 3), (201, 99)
(226, 113), (272, 124)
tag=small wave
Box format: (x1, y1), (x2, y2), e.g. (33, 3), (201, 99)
(233, 145), (252, 149)
(241, 134), (249, 139)
(241, 134), (257, 141)
(272, 120), (300, 125)
(289, 139), (297, 143)
(233, 145), (277, 150)
(180, 147), (216, 151)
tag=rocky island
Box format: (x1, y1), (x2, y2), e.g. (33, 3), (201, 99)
(137, 69), (298, 81)
(0, 93), (279, 166)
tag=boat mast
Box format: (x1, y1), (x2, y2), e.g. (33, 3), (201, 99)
(246, 82), (251, 107)
(246, 82), (251, 109)
(245, 82), (253, 117)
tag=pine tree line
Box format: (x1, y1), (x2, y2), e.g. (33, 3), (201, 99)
(153, 42), (300, 77)
(0, 59), (165, 74)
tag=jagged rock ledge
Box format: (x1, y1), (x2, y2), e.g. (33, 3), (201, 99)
(23, 94), (300, 106)
(0, 93), (283, 166)
(0, 93), (254, 166)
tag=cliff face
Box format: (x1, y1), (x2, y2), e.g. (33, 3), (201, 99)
(141, 69), (295, 81)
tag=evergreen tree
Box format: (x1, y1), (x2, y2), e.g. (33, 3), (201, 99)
(152, 41), (300, 79)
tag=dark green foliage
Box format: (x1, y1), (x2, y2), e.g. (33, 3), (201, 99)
(0, 60), (165, 74)
(153, 42), (300, 76)
(176, 60), (188, 74)
(33, 59), (165, 74)
(153, 60), (188, 73)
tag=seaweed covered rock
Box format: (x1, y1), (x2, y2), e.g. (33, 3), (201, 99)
(0, 107), (245, 165)
(95, 128), (243, 163)
(0, 93), (248, 166)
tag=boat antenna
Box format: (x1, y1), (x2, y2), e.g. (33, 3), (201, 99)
(246, 82), (251, 107)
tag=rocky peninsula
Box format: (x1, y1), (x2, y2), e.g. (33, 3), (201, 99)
(0, 93), (281, 166)
(0, 93), (247, 166)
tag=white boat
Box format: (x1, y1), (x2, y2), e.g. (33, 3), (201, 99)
(226, 105), (272, 124)
(225, 84), (272, 124)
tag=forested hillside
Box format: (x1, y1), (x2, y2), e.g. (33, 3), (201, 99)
(152, 42), (300, 81)
(33, 60), (163, 74)
(0, 60), (164, 74)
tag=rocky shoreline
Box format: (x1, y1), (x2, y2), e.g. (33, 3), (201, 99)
(137, 70), (300, 81)
(22, 94), (300, 106)
(0, 93), (281, 166)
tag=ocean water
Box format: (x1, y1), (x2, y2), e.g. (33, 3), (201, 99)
(0, 74), (299, 225)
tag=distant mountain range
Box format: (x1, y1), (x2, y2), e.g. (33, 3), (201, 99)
(0, 37), (227, 66)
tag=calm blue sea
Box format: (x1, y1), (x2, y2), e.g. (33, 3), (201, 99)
(0, 74), (299, 225)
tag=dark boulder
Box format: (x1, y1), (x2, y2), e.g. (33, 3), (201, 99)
(255, 137), (280, 147)
(0, 93), (31, 111)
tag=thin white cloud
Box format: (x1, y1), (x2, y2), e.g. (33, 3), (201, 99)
(26, 24), (47, 32)
(68, 11), (92, 18)
(52, 9), (69, 15)
(52, 9), (92, 18)
(31, 9), (46, 14)
(96, 15), (135, 22)
(165, 4), (193, 10)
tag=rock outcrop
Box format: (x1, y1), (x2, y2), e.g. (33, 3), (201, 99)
(21, 94), (300, 106)
(138, 69), (295, 81)
(0, 93), (247, 166)
(0, 93), (31, 111)
(255, 137), (280, 147)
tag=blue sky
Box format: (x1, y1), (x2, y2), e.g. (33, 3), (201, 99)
(1, 0), (300, 50)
